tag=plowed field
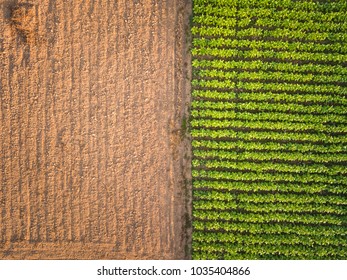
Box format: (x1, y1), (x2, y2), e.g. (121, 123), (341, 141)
(0, 0), (191, 259)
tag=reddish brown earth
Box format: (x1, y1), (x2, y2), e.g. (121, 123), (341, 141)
(0, 0), (192, 259)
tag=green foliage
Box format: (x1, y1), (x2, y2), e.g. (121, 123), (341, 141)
(192, 59), (347, 75)
(191, 0), (347, 260)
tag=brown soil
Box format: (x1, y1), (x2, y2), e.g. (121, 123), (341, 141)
(10, 3), (36, 43)
(0, 0), (192, 259)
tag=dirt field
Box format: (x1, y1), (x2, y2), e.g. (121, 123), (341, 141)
(0, 0), (192, 259)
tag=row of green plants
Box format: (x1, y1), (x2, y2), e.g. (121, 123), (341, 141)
(193, 0), (347, 10)
(192, 158), (346, 176)
(192, 100), (347, 115)
(193, 209), (347, 225)
(193, 37), (347, 54)
(193, 179), (347, 195)
(195, 68), (347, 85)
(193, 149), (347, 164)
(193, 242), (347, 260)
(193, 220), (347, 236)
(193, 231), (347, 246)
(192, 59), (347, 75)
(192, 79), (344, 95)
(193, 190), (347, 206)
(192, 139), (347, 154)
(191, 0), (347, 259)
(193, 4), (347, 22)
(190, 118), (347, 134)
(191, 128), (347, 144)
(192, 26), (347, 42)
(193, 200), (346, 215)
(192, 169), (346, 185)
(192, 45), (347, 63)
(193, 15), (347, 33)
(191, 108), (347, 124)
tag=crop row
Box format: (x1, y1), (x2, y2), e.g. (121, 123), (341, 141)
(193, 190), (347, 206)
(191, 128), (347, 144)
(193, 149), (347, 164)
(191, 100), (347, 115)
(193, 4), (346, 23)
(193, 38), (347, 54)
(191, 26), (347, 43)
(193, 199), (346, 215)
(194, 0), (347, 10)
(192, 79), (344, 96)
(236, 92), (347, 106)
(192, 158), (346, 176)
(190, 119), (347, 134)
(192, 91), (347, 110)
(193, 231), (347, 247)
(192, 139), (347, 154)
(193, 220), (347, 237)
(191, 108), (347, 124)
(193, 242), (347, 260)
(193, 180), (347, 195)
(193, 209), (347, 225)
(192, 59), (347, 76)
(193, 15), (347, 33)
(195, 68), (347, 85)
(192, 169), (347, 185)
(192, 45), (347, 65)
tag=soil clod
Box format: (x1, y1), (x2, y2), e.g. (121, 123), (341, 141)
(10, 3), (36, 44)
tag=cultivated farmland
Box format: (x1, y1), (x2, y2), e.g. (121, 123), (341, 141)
(191, 0), (347, 259)
(0, 0), (191, 259)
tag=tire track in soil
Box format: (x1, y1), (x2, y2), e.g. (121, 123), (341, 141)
(0, 0), (191, 259)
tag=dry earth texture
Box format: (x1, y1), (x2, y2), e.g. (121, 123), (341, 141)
(0, 0), (192, 259)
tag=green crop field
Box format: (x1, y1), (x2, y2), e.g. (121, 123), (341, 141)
(190, 0), (347, 259)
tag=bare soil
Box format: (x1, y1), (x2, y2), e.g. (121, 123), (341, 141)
(0, 0), (192, 259)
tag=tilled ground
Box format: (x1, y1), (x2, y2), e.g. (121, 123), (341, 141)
(0, 0), (191, 259)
